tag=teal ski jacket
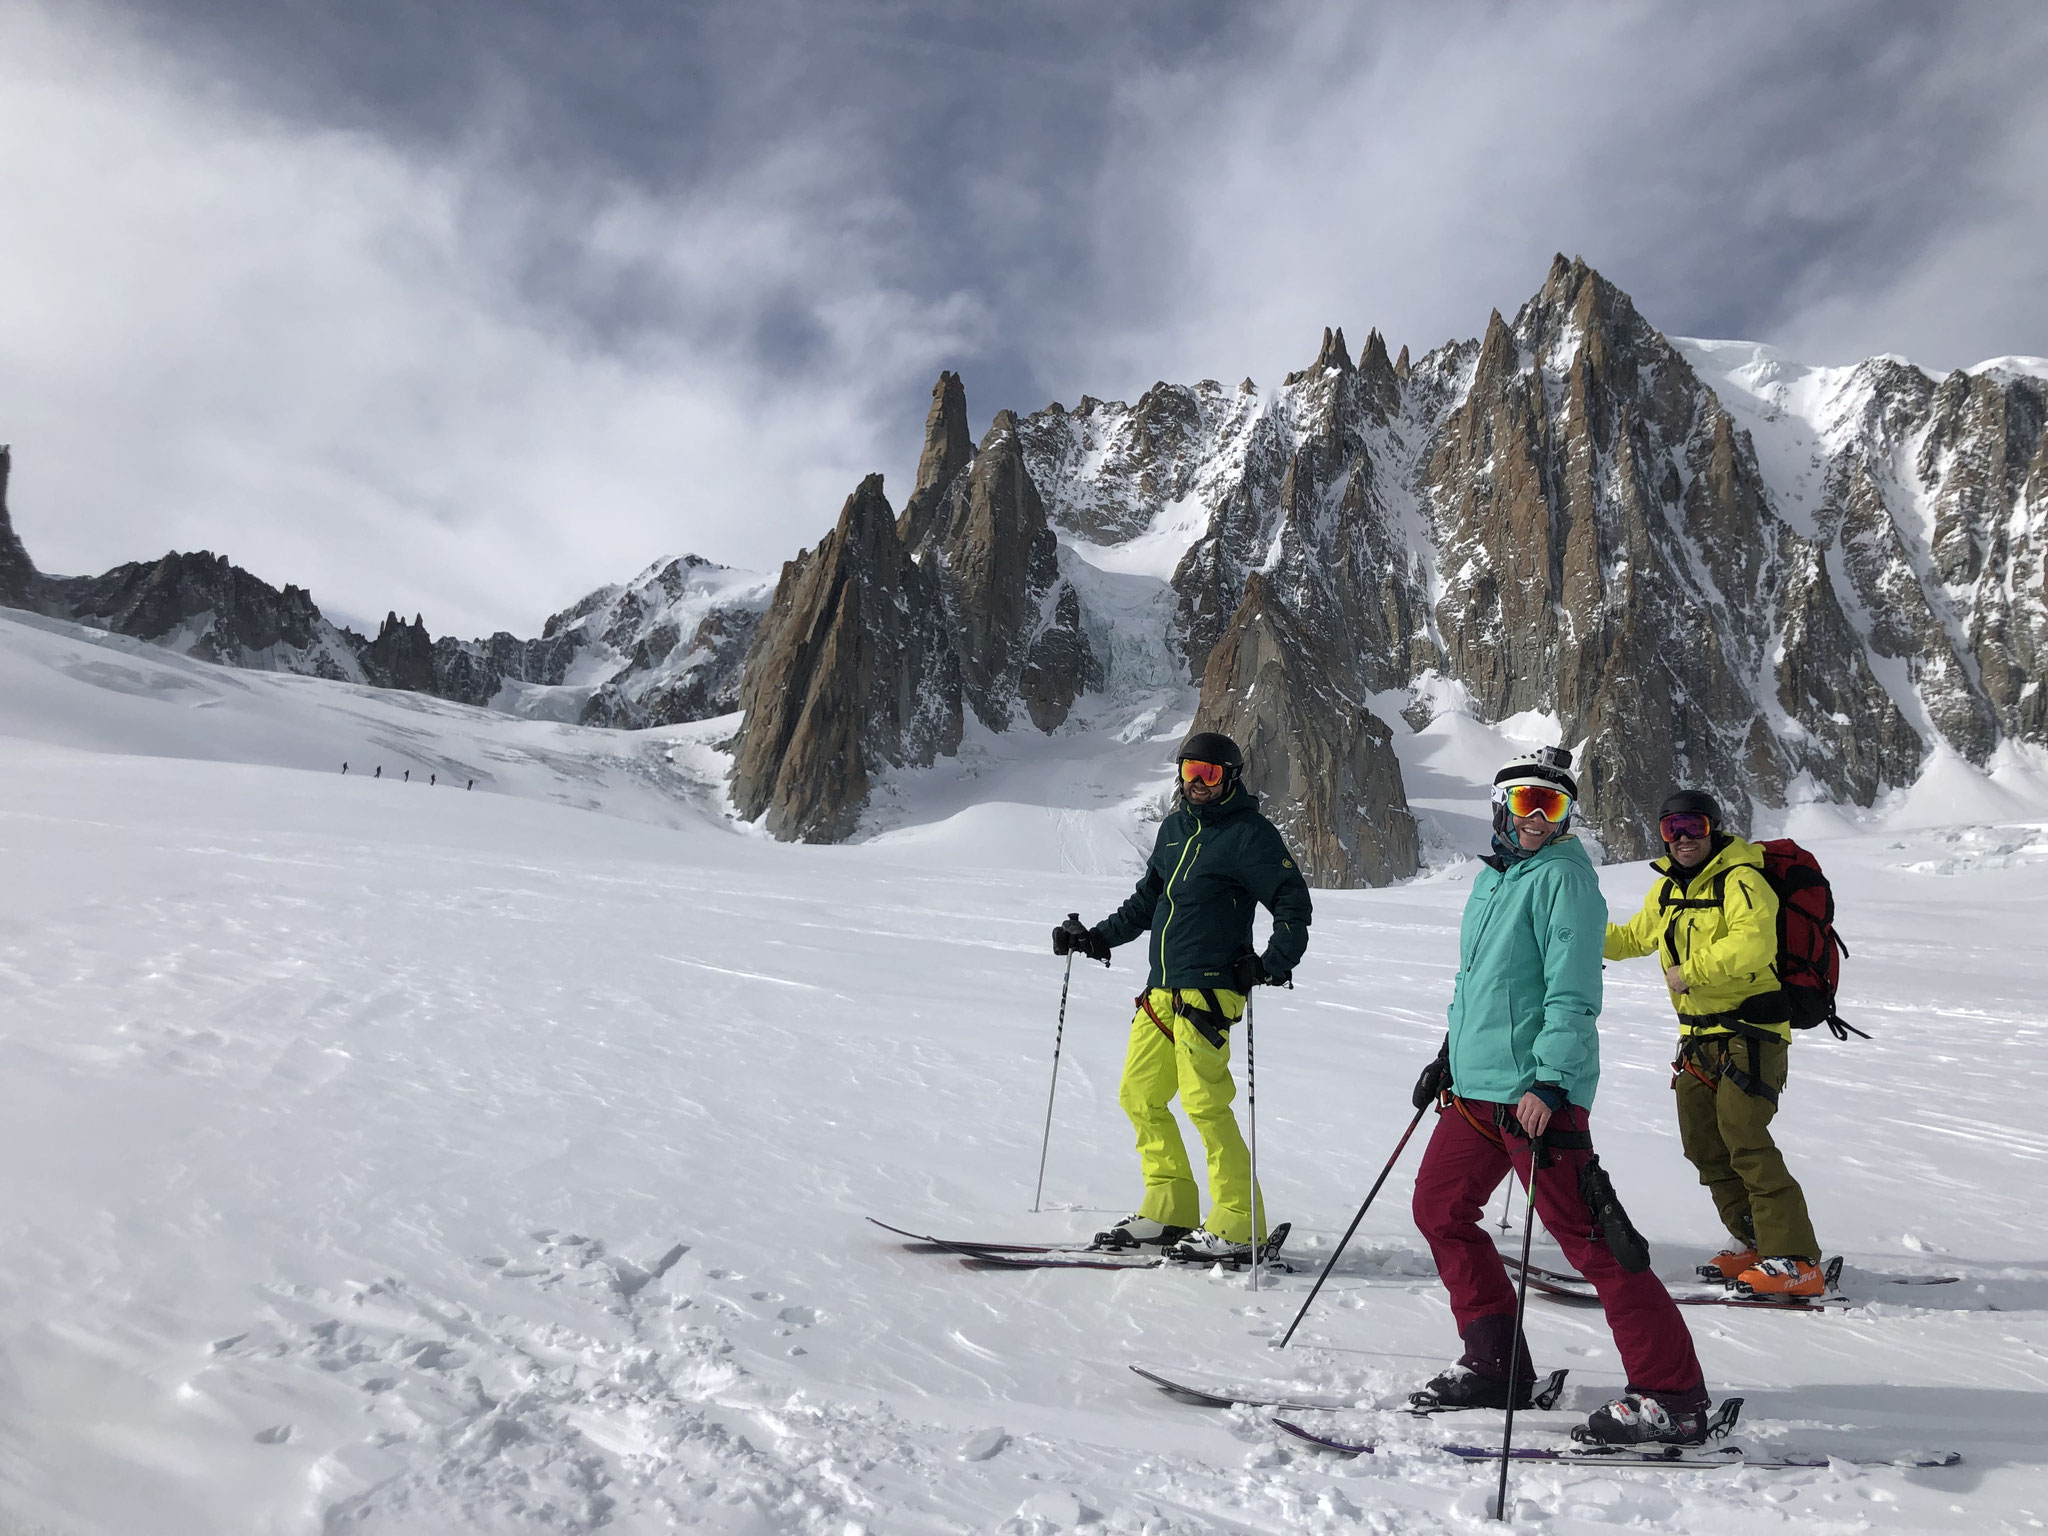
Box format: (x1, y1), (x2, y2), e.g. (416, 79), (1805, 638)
(1446, 835), (1607, 1109)
(1097, 785), (1313, 990)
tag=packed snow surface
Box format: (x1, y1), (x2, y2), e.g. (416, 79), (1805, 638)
(2, 609), (2047, 1534)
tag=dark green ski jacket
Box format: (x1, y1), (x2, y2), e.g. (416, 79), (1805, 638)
(1096, 786), (1313, 990)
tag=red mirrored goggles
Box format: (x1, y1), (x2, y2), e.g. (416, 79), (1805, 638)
(1179, 758), (1227, 787)
(1493, 783), (1572, 822)
(1659, 812), (1712, 842)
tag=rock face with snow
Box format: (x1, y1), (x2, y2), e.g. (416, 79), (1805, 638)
(1674, 340), (2048, 797)
(725, 261), (1998, 870)
(729, 474), (963, 841)
(1193, 573), (1418, 886)
(422, 555), (772, 725)
(729, 374), (1103, 837)
(0, 459), (771, 724)
(906, 409), (1100, 732)
(45, 551), (365, 681)
(359, 612), (439, 693)
(1413, 260), (1918, 856)
(1000, 257), (2034, 867)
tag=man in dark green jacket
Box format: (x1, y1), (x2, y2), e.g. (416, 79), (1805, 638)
(1053, 731), (1312, 1261)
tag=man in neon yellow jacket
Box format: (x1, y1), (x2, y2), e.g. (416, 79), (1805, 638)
(1605, 789), (1823, 1298)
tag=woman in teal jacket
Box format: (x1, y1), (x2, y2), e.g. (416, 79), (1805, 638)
(1407, 748), (1713, 1448)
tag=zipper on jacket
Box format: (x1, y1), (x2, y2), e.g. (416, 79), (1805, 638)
(1157, 828), (1203, 971)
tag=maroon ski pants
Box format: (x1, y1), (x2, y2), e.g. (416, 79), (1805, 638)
(1412, 1097), (1708, 1409)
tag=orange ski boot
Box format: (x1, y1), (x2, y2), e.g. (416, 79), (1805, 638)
(1733, 1257), (1827, 1299)
(1695, 1246), (1758, 1283)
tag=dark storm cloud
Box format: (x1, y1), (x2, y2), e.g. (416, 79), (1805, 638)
(3, 1), (2043, 636)
(111, 0), (1240, 409)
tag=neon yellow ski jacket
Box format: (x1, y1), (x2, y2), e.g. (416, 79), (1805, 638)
(1604, 836), (1788, 1039)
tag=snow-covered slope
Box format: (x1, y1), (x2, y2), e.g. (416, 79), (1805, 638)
(0, 607), (737, 830)
(3, 609), (2047, 1534)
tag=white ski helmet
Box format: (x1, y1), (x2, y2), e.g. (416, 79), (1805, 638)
(1490, 746), (1578, 836)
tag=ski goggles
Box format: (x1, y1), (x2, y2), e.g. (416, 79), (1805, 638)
(1179, 758), (1227, 787)
(1659, 812), (1712, 842)
(1492, 783), (1572, 822)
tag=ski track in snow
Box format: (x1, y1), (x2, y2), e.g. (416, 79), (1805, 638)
(0, 611), (2045, 1532)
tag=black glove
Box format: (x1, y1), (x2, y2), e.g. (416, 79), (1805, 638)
(1053, 914), (1111, 964)
(1412, 1038), (1451, 1110)
(1230, 949), (1269, 992)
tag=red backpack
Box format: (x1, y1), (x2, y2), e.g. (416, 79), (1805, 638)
(1756, 840), (1868, 1040)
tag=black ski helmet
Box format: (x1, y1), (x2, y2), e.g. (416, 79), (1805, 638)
(1176, 730), (1243, 795)
(1177, 731), (1243, 770)
(1659, 788), (1722, 827)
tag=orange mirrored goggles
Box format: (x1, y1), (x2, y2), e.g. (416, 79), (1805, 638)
(1494, 782), (1572, 822)
(1179, 758), (1227, 787)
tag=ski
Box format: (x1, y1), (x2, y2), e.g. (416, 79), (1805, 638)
(1131, 1362), (1569, 1416)
(961, 1248), (1164, 1271)
(866, 1217), (1088, 1255)
(962, 1223), (1294, 1273)
(1503, 1256), (1861, 1311)
(1129, 1364), (1367, 1413)
(1273, 1419), (1960, 1469)
(1277, 1397), (1737, 1462)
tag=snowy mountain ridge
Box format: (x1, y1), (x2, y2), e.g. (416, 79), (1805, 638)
(4, 257), (2045, 884)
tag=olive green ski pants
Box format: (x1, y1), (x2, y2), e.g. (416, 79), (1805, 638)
(1673, 1035), (1820, 1262)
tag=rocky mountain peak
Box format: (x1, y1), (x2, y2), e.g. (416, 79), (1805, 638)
(362, 611), (437, 692)
(914, 371), (973, 498)
(731, 473), (963, 841)
(1473, 308), (1518, 384)
(1286, 327), (1354, 385)
(915, 405), (1096, 731)
(1356, 327), (1402, 421)
(0, 445), (37, 610)
(1317, 326), (1353, 373)
(897, 371), (975, 548)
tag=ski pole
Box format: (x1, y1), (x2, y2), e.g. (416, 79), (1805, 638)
(1032, 916), (1081, 1213)
(1246, 987), (1260, 1293)
(1275, 1101), (1428, 1349)
(1495, 1125), (1546, 1524)
(1496, 1179), (1514, 1234)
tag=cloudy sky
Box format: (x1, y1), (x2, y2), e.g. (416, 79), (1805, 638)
(4, 0), (2045, 637)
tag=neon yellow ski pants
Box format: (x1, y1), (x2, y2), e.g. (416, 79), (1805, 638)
(1118, 988), (1266, 1244)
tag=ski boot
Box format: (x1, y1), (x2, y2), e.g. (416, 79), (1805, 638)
(1165, 1226), (1252, 1264)
(1091, 1215), (1190, 1252)
(1573, 1391), (1715, 1447)
(1695, 1245), (1758, 1283)
(1732, 1257), (1827, 1298)
(1408, 1365), (1568, 1413)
